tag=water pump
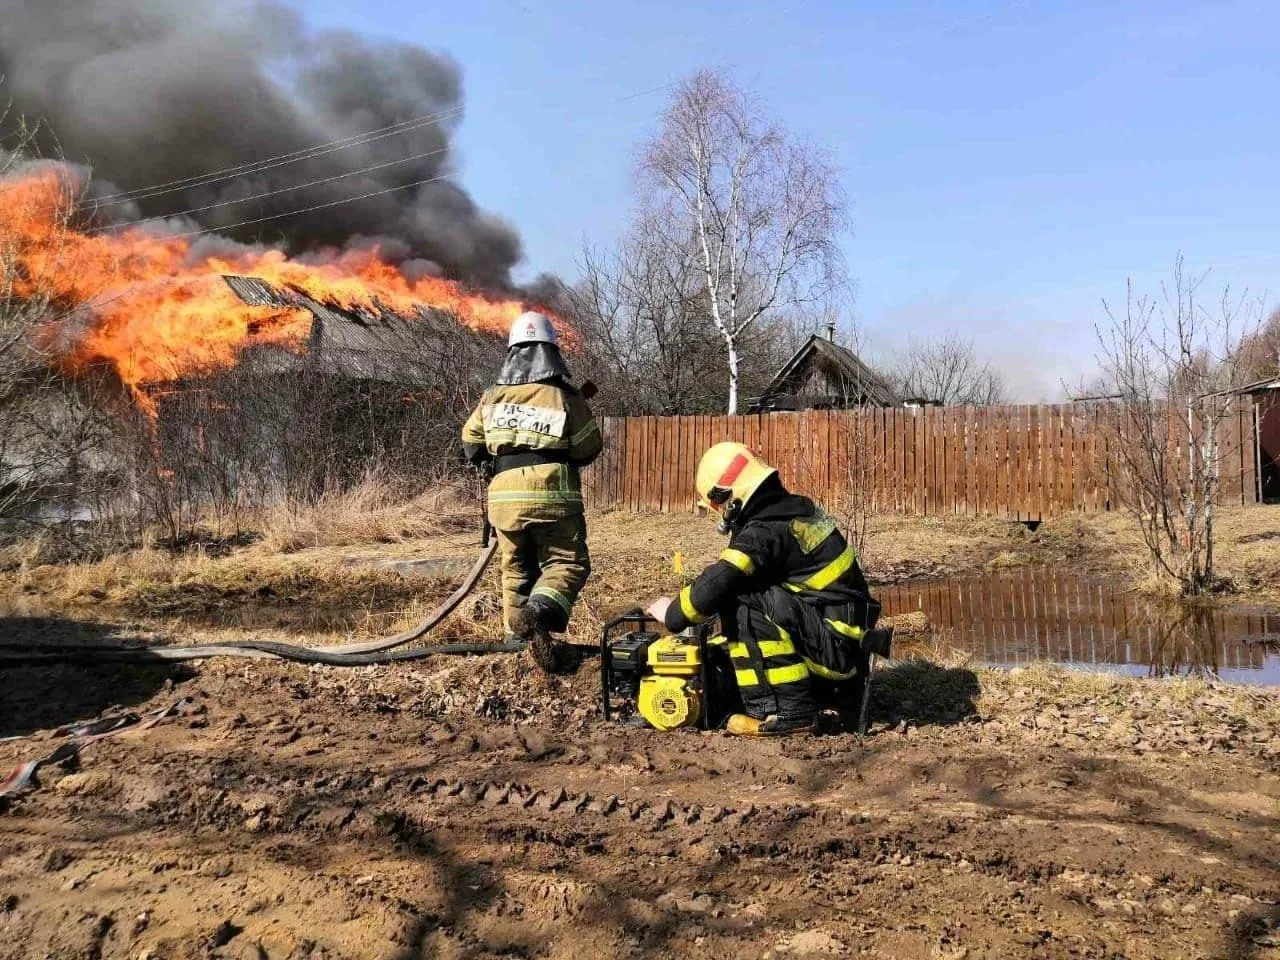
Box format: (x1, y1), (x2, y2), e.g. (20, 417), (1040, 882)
(599, 609), (893, 734)
(600, 611), (740, 731)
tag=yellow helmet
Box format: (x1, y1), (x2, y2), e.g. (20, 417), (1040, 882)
(695, 442), (777, 511)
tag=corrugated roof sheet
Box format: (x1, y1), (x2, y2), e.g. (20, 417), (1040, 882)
(221, 275), (282, 307)
(220, 274), (465, 386)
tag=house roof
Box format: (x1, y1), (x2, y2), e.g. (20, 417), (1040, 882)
(1231, 376), (1280, 396)
(222, 275), (469, 385)
(752, 334), (900, 409)
(1201, 376), (1280, 400)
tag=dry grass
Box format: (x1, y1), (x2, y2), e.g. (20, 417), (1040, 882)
(864, 513), (1016, 569)
(257, 477), (477, 553)
(2, 541), (432, 637)
(0, 531), (49, 573)
(2, 501), (1277, 652)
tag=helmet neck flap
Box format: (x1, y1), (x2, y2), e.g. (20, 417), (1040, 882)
(496, 342), (572, 386)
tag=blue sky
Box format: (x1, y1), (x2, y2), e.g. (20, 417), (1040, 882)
(303, 0), (1279, 399)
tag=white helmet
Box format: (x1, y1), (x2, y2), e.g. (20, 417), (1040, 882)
(509, 311), (559, 348)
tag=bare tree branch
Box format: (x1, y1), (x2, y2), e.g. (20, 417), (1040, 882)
(640, 70), (848, 413)
(1093, 254), (1264, 596)
(887, 333), (1008, 406)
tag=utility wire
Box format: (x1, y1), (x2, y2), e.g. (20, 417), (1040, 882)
(91, 69), (682, 209)
(95, 145), (451, 233)
(88, 71), (686, 240)
(90, 106), (463, 206)
(160, 172), (453, 241)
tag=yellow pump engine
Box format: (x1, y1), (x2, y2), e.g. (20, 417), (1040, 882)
(636, 636), (702, 730)
(600, 608), (894, 734)
(600, 612), (738, 732)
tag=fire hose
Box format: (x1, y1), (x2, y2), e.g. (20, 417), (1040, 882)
(0, 540), (514, 667)
(1, 698), (192, 802)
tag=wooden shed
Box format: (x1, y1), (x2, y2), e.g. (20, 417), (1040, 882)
(747, 333), (900, 412)
(1237, 376), (1280, 503)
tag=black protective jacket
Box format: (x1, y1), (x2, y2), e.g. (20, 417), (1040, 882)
(664, 475), (879, 683)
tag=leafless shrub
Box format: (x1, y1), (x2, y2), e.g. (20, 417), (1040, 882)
(791, 335), (888, 565)
(1237, 306), (1279, 383)
(571, 223), (725, 414)
(111, 313), (504, 545)
(0, 113), (120, 542)
(569, 225), (800, 414)
(831, 408), (885, 566)
(1093, 255), (1264, 595)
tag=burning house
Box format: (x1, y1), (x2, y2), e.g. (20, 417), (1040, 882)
(0, 168), (563, 526)
(218, 274), (485, 386)
(137, 275), (510, 509)
(0, 0), (568, 528)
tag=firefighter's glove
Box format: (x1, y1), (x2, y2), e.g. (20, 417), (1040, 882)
(645, 596), (672, 624)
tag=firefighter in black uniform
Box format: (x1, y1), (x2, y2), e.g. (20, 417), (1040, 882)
(648, 442), (881, 736)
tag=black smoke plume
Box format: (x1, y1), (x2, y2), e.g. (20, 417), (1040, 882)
(0, 0), (524, 288)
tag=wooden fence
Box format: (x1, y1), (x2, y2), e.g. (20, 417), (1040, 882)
(581, 403), (1260, 520)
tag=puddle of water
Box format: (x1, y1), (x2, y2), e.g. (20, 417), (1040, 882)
(880, 568), (1280, 686)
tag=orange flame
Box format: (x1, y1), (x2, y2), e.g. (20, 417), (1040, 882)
(1, 167), (568, 404)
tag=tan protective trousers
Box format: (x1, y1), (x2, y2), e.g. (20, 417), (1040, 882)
(494, 514), (591, 634)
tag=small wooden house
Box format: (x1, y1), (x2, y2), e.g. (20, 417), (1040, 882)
(748, 332), (900, 412)
(139, 275), (504, 500)
(1232, 376), (1280, 503)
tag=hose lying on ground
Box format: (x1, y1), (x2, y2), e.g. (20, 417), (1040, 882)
(0, 542), (538, 667)
(0, 640), (531, 667)
(1, 698), (192, 800)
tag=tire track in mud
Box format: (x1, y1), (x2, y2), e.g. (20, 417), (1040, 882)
(137, 762), (1280, 922)
(7, 762), (1277, 959)
(135, 772), (1194, 895)
(104, 771), (1271, 960)
(12, 727), (1276, 908)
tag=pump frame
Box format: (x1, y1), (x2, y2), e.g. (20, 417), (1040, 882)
(600, 608), (893, 735)
(599, 608), (713, 730)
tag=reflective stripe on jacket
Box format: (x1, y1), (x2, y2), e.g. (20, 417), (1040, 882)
(664, 477), (878, 679)
(461, 380), (602, 530)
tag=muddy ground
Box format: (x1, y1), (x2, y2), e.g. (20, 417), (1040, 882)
(2, 508), (1279, 958)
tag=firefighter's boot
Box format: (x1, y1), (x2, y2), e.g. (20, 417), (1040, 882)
(724, 713), (813, 737)
(512, 596), (562, 674)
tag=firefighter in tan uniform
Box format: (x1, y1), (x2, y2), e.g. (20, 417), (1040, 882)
(462, 312), (602, 671)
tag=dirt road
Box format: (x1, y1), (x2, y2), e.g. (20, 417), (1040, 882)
(2, 507), (1278, 956)
(3, 650), (1277, 959)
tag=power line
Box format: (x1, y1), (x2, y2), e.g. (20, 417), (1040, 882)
(90, 106), (463, 206)
(160, 172), (454, 242)
(88, 71), (685, 242)
(95, 145), (451, 232)
(92, 107), (460, 203)
(91, 69), (684, 209)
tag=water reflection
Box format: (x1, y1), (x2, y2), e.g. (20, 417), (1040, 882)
(879, 568), (1280, 686)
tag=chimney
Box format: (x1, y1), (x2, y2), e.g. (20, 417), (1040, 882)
(826, 320), (836, 342)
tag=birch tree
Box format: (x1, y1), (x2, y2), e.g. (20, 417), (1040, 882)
(640, 70), (847, 414)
